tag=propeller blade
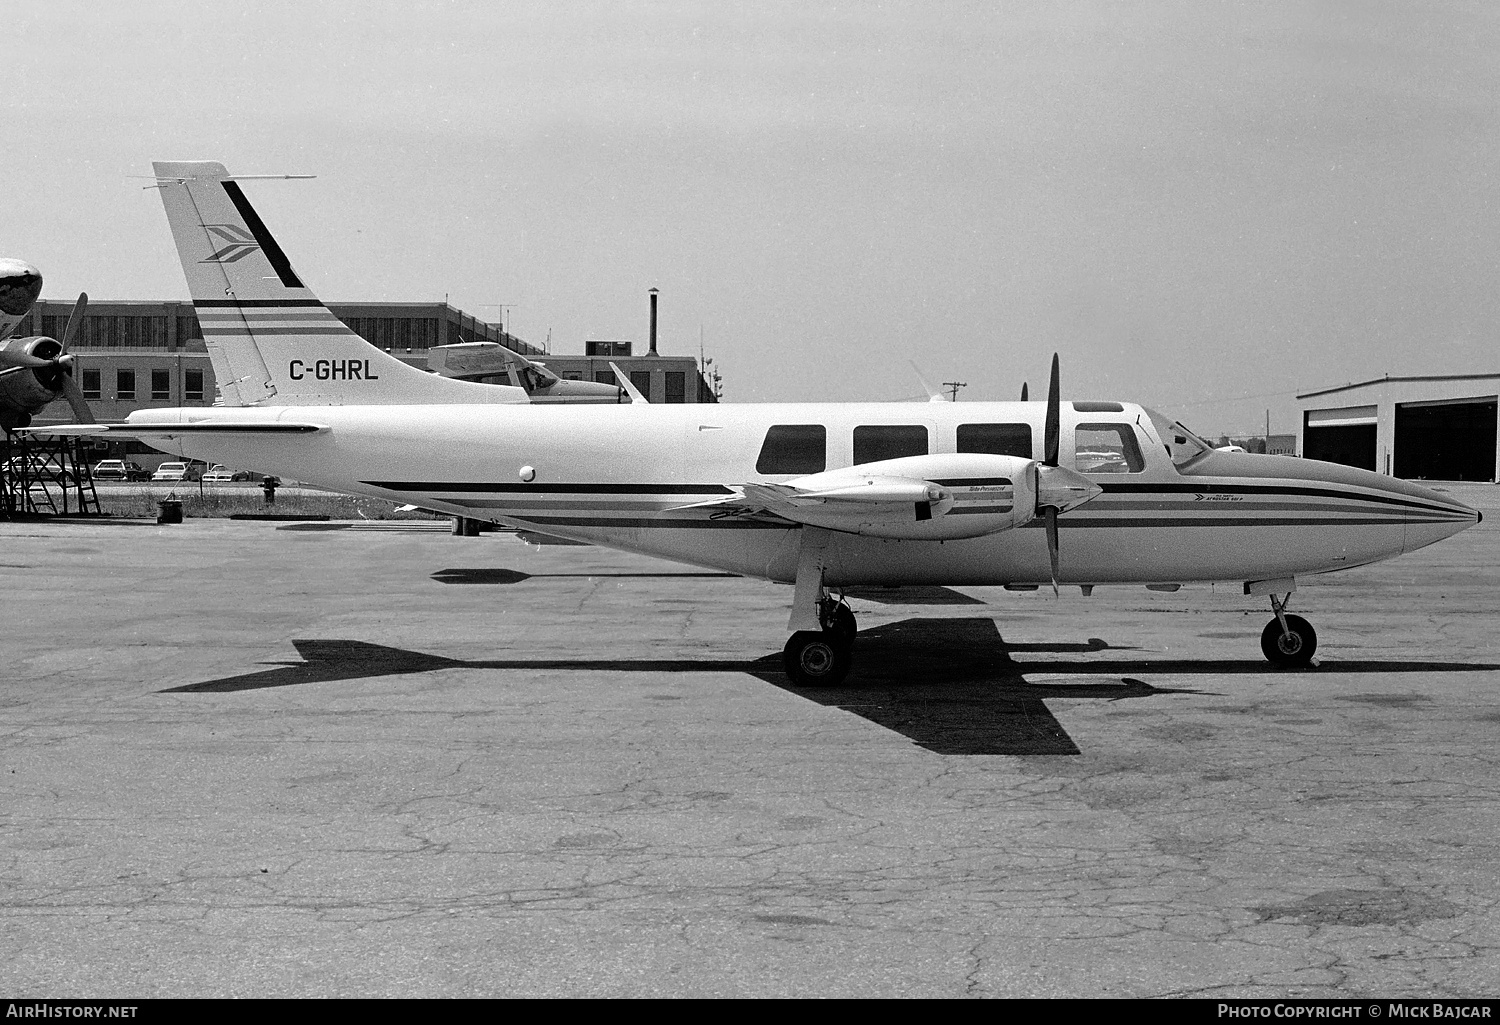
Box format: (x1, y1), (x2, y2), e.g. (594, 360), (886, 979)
(1045, 506), (1059, 596)
(1020, 382), (1028, 402)
(59, 371), (96, 423)
(59, 292), (88, 353)
(1044, 353), (1060, 467)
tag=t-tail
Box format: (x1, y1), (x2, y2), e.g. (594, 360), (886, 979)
(151, 160), (526, 406)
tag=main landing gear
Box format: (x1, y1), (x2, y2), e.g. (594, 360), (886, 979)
(783, 594), (857, 687)
(782, 527), (857, 686)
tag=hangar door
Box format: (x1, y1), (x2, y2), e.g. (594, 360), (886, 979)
(1304, 405), (1376, 471)
(1394, 397), (1497, 481)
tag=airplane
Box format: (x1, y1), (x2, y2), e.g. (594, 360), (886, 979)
(0, 259), (94, 431)
(429, 341), (629, 403)
(30, 161), (1482, 687)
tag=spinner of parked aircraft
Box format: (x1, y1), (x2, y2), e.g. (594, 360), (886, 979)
(31, 162), (1481, 686)
(0, 259), (93, 432)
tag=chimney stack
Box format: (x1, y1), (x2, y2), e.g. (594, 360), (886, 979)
(648, 287), (659, 356)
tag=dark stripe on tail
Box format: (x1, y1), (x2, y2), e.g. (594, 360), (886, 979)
(221, 182), (304, 288)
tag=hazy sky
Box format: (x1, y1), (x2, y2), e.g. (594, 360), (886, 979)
(7, 1), (1498, 433)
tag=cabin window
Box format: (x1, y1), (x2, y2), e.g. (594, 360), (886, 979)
(853, 425), (928, 465)
(957, 423), (1032, 458)
(756, 425), (827, 474)
(1074, 423), (1146, 474)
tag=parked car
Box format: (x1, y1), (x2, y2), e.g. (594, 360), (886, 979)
(92, 459), (151, 481)
(151, 461), (200, 482)
(201, 464), (251, 483)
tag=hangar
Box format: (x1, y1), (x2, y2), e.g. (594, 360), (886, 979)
(1297, 373), (1500, 482)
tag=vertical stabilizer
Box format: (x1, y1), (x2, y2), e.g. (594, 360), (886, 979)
(152, 160), (526, 406)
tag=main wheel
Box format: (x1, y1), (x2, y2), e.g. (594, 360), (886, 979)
(824, 602), (857, 647)
(1260, 614), (1317, 667)
(782, 631), (852, 687)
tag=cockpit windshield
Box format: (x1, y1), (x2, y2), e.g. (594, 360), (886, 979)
(1143, 407), (1215, 467)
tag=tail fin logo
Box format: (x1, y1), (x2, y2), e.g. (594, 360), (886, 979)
(200, 224), (261, 264)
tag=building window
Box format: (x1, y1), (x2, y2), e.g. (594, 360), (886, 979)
(81, 368), (101, 400)
(665, 372), (685, 403)
(957, 423), (1033, 458)
(756, 425), (827, 475)
(185, 369), (204, 402)
(151, 369), (171, 400)
(630, 371), (652, 400)
(853, 425), (928, 465)
(116, 369), (135, 400)
(595, 371), (615, 384)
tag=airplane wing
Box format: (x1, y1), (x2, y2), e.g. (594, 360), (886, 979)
(18, 421), (328, 436)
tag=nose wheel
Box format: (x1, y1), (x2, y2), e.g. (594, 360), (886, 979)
(1260, 593), (1317, 667)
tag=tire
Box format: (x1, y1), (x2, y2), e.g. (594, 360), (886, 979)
(782, 631), (852, 687)
(1260, 614), (1317, 667)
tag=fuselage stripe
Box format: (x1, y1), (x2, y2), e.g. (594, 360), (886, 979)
(1100, 481), (1466, 515)
(364, 481), (737, 495)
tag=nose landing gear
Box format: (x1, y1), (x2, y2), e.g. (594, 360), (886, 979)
(1260, 592), (1317, 667)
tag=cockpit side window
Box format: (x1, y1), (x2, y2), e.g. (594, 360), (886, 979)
(756, 424), (827, 474)
(1074, 423), (1146, 474)
(1143, 407), (1214, 467)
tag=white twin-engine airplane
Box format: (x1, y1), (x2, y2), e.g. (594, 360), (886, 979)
(34, 161), (1482, 685)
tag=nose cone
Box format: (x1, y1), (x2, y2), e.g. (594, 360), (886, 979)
(0, 259), (43, 316)
(1272, 452), (1481, 554)
(1399, 482), (1482, 554)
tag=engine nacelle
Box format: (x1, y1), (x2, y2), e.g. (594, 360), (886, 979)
(776, 453), (1040, 540)
(0, 259), (43, 343)
(0, 336), (70, 430)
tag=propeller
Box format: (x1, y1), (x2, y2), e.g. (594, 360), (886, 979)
(53, 293), (93, 422)
(1032, 353), (1102, 595)
(1019, 381), (1028, 402)
(0, 293), (94, 421)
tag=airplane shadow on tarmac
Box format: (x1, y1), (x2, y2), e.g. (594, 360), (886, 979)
(160, 617), (1500, 755)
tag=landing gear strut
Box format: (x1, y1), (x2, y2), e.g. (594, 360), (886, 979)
(1260, 592), (1317, 667)
(783, 528), (857, 686)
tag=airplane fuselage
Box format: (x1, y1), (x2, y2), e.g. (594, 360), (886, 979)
(134, 399), (1478, 589)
